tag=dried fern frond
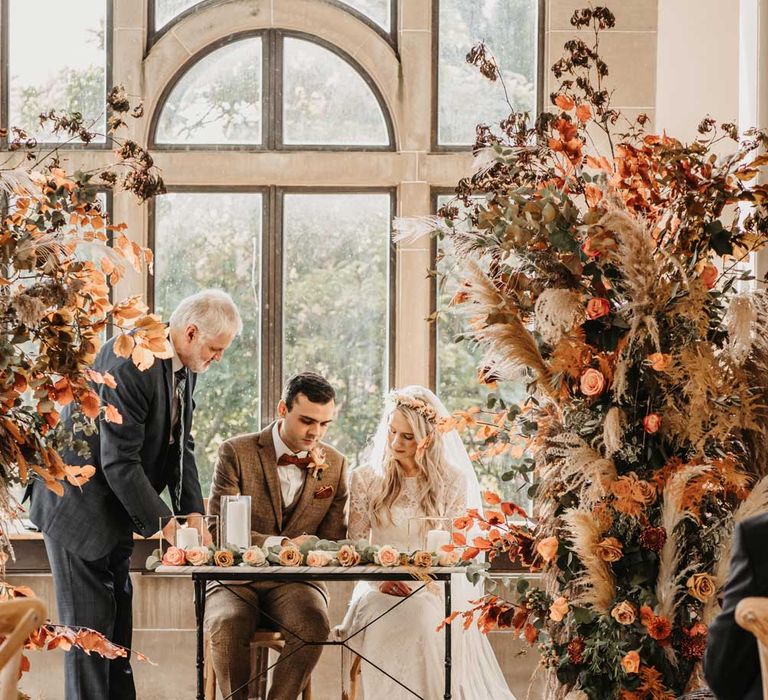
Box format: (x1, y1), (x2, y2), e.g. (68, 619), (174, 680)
(562, 508), (616, 613)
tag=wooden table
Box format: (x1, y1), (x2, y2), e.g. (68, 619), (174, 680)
(153, 565), (464, 700)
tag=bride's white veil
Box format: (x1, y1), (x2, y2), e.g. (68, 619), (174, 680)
(363, 385), (516, 699)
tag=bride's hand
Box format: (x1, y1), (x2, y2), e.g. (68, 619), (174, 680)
(379, 581), (410, 597)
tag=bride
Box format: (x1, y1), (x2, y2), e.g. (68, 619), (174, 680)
(339, 386), (516, 700)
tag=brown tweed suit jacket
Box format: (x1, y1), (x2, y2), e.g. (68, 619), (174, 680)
(207, 423), (348, 546)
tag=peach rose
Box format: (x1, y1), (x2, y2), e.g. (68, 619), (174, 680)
(549, 596), (569, 622)
(337, 545), (361, 567)
(306, 550), (333, 567)
(621, 650), (640, 674)
(643, 413), (661, 434)
(595, 537), (623, 562)
(686, 572), (716, 602)
(701, 264), (718, 289)
(185, 547), (211, 566)
(162, 546), (186, 566)
(376, 545), (400, 567)
(580, 368), (606, 397)
(647, 352), (671, 371)
(536, 536), (559, 563)
(610, 601), (636, 625)
(412, 550), (434, 568)
(214, 550), (234, 567)
(581, 237), (600, 258)
(278, 545), (303, 567)
(242, 547), (267, 567)
(437, 549), (460, 567)
(586, 298), (610, 320)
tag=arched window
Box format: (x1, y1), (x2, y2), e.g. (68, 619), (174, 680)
(152, 31), (393, 149)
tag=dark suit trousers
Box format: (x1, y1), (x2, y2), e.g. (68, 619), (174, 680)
(44, 533), (136, 700)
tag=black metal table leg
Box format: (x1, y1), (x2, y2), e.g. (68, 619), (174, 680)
(444, 577), (452, 699)
(194, 577), (206, 700)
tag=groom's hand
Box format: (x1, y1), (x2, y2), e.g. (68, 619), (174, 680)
(379, 581), (410, 597)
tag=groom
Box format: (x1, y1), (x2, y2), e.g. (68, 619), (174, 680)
(205, 371), (348, 700)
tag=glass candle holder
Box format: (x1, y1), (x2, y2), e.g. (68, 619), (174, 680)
(158, 514), (218, 556)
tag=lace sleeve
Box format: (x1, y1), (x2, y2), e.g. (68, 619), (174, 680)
(445, 466), (468, 520)
(347, 468), (372, 542)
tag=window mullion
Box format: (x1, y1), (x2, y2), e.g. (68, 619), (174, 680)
(260, 186), (282, 427)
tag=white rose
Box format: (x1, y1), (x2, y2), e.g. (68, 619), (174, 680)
(242, 547), (266, 566)
(306, 550), (333, 567)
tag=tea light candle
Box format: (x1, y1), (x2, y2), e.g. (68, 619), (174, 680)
(176, 524), (199, 550)
(226, 499), (250, 550)
(426, 529), (450, 553)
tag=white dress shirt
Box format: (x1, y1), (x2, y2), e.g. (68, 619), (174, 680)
(263, 422), (308, 547)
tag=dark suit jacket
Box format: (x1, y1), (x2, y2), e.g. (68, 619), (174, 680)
(207, 423), (348, 546)
(704, 512), (768, 700)
(29, 334), (204, 561)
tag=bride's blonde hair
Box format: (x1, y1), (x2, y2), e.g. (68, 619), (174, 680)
(368, 388), (449, 527)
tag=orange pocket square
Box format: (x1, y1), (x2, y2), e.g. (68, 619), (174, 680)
(314, 485), (334, 499)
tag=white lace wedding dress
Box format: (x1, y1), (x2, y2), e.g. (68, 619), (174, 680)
(341, 465), (517, 700)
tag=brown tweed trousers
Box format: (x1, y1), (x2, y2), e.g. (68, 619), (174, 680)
(204, 423), (348, 700)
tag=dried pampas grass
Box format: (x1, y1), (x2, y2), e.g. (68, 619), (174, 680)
(656, 464), (710, 623)
(534, 289), (585, 345)
(602, 406), (625, 456)
(544, 433), (616, 506)
(562, 508), (616, 612)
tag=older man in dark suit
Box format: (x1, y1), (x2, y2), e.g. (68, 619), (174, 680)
(30, 289), (241, 700)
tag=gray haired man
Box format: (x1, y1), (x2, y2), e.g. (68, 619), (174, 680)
(30, 289), (242, 700)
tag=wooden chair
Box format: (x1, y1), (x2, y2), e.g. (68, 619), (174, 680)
(736, 597), (768, 700)
(347, 654), (362, 700)
(204, 630), (312, 700)
(0, 597), (47, 700)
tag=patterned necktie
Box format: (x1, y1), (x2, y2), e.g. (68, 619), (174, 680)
(173, 367), (188, 512)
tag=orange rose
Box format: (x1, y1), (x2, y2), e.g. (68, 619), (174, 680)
(701, 264), (718, 289)
(185, 547), (211, 566)
(611, 601), (636, 625)
(643, 413), (661, 433)
(686, 573), (716, 602)
(437, 550), (460, 567)
(376, 545), (400, 567)
(621, 650), (640, 674)
(647, 352), (671, 371)
(549, 596), (569, 622)
(586, 298), (611, 320)
(611, 602), (637, 625)
(580, 368), (606, 396)
(595, 537), (623, 562)
(214, 550), (234, 567)
(536, 536), (559, 563)
(412, 550), (434, 568)
(306, 550), (333, 567)
(161, 546), (186, 566)
(337, 544), (361, 567)
(277, 545), (303, 567)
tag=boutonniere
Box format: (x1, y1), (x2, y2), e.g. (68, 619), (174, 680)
(307, 447), (328, 480)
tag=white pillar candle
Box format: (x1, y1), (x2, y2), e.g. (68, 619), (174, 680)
(176, 524), (199, 550)
(426, 529), (451, 553)
(226, 500), (250, 550)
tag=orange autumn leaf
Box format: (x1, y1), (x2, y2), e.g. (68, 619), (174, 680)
(523, 623), (539, 644)
(452, 531), (467, 546)
(461, 546), (480, 561)
(52, 378), (75, 406)
(484, 491), (501, 505)
(555, 94), (575, 111)
(576, 103), (592, 122)
(79, 391), (101, 419)
(104, 404), (123, 424)
(113, 333), (134, 358)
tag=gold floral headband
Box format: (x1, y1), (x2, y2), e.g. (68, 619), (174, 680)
(390, 393), (438, 425)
